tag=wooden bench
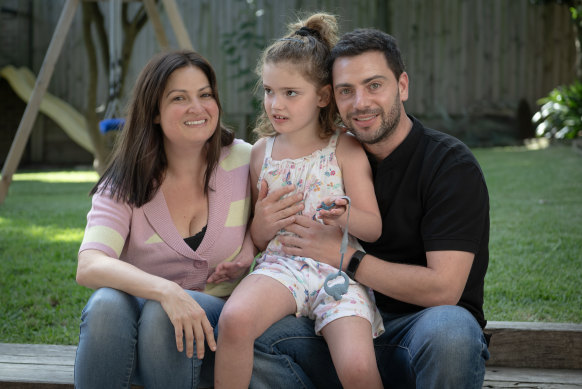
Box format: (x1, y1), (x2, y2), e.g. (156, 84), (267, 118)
(1, 321), (581, 388)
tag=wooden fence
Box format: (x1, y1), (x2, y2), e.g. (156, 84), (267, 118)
(0, 0), (576, 163)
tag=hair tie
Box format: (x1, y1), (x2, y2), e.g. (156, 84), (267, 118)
(295, 26), (320, 39)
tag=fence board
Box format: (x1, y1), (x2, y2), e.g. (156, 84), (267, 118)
(2, 0), (577, 159)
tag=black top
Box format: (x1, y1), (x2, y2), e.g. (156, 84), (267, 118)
(184, 225), (207, 251)
(361, 116), (490, 328)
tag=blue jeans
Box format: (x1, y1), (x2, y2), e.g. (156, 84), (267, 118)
(251, 305), (489, 389)
(74, 287), (224, 389)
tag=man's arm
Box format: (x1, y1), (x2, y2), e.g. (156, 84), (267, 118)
(280, 216), (473, 307)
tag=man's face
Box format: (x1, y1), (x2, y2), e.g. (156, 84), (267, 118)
(332, 51), (408, 145)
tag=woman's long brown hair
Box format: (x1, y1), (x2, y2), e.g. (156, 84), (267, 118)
(91, 50), (234, 207)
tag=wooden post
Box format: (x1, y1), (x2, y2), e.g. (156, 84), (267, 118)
(143, 0), (170, 50)
(0, 0), (80, 204)
(161, 0), (193, 49)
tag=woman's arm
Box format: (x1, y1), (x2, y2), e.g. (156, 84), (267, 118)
(76, 249), (215, 359)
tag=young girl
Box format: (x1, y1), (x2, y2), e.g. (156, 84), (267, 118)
(215, 13), (384, 389)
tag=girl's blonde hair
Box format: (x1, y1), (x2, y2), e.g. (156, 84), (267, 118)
(253, 12), (339, 139)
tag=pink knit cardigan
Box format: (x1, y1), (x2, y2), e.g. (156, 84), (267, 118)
(79, 139), (254, 296)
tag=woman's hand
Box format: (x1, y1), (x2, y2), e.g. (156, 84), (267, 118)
(159, 283), (216, 359)
(250, 180), (304, 249)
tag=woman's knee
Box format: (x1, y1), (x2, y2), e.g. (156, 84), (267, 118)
(81, 288), (140, 332)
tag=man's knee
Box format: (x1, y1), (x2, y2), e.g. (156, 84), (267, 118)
(419, 306), (484, 358)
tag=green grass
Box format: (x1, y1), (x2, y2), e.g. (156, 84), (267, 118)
(474, 144), (582, 323)
(0, 145), (580, 345)
(0, 171), (97, 345)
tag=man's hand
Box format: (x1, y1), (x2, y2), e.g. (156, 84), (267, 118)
(251, 180), (304, 250)
(278, 215), (345, 268)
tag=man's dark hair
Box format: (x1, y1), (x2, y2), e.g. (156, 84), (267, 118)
(329, 28), (406, 79)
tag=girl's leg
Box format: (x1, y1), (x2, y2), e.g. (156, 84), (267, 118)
(321, 316), (383, 389)
(215, 274), (297, 389)
(137, 290), (225, 389)
(74, 288), (141, 389)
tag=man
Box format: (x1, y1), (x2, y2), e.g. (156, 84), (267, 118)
(250, 28), (490, 389)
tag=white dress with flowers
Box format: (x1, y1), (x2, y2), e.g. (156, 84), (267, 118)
(252, 131), (384, 337)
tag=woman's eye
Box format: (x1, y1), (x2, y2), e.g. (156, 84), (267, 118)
(287, 90), (298, 97)
(264, 88), (272, 95)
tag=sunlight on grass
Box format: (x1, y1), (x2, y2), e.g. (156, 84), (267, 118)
(13, 171), (99, 183)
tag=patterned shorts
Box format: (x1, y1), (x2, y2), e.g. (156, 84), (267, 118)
(252, 254), (385, 337)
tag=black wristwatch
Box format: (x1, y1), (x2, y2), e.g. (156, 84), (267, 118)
(345, 250), (366, 280)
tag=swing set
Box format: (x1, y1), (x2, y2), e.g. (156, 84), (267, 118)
(0, 0), (193, 204)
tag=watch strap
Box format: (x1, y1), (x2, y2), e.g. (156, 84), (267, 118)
(345, 250), (366, 280)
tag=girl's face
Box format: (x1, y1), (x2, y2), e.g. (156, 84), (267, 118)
(155, 66), (219, 149)
(262, 61), (330, 136)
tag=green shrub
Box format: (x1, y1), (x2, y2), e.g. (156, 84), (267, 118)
(533, 81), (582, 139)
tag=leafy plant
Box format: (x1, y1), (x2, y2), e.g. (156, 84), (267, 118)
(533, 81), (582, 139)
(220, 0), (265, 139)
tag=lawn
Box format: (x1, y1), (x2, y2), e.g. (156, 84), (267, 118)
(0, 145), (581, 345)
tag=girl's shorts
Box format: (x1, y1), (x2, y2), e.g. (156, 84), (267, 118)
(252, 254), (384, 337)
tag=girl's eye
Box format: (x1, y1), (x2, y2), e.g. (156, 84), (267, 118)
(286, 90), (298, 97)
(264, 88), (272, 95)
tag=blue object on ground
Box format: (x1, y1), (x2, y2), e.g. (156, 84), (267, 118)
(99, 118), (125, 134)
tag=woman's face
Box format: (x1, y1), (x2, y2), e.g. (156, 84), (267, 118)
(155, 65), (219, 149)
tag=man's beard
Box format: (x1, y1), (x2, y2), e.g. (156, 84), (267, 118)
(345, 90), (401, 145)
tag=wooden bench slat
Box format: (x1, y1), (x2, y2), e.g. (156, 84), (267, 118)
(485, 367), (582, 386)
(0, 363), (73, 384)
(2, 318), (582, 389)
(485, 321), (582, 370)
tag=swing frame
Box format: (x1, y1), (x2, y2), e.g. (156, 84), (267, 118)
(0, 0), (193, 204)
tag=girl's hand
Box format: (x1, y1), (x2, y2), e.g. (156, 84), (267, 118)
(159, 283), (216, 359)
(318, 196), (348, 227)
(207, 262), (248, 284)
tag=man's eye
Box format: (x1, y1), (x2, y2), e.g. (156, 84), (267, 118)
(370, 82), (381, 90)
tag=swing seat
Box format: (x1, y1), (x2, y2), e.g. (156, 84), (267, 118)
(99, 118), (125, 134)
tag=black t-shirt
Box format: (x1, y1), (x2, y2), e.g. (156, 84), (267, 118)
(360, 115), (489, 328)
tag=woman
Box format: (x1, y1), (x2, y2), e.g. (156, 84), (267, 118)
(74, 50), (255, 388)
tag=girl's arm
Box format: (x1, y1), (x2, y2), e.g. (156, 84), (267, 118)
(325, 133), (382, 242)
